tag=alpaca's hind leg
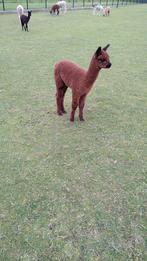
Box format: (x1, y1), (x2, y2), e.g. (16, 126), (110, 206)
(79, 94), (87, 121)
(70, 95), (79, 122)
(56, 85), (67, 115)
(55, 69), (67, 115)
(56, 89), (63, 115)
(60, 85), (68, 113)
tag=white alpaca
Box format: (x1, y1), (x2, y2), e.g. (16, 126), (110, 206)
(56, 0), (67, 15)
(93, 4), (104, 16)
(16, 4), (24, 19)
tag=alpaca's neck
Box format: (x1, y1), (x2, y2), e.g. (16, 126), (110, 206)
(27, 14), (31, 20)
(85, 56), (101, 86)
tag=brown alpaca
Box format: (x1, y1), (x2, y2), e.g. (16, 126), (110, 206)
(50, 4), (60, 15)
(54, 45), (111, 122)
(103, 6), (111, 16)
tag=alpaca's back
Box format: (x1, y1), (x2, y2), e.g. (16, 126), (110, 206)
(50, 4), (60, 14)
(21, 14), (28, 24)
(55, 60), (86, 88)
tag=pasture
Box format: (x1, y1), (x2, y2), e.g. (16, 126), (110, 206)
(0, 5), (147, 260)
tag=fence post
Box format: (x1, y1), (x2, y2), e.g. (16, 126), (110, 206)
(2, 0), (5, 11)
(26, 0), (29, 9)
(73, 0), (74, 8)
(45, 0), (47, 9)
(116, 0), (120, 7)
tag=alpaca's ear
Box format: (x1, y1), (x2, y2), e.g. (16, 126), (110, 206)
(103, 44), (110, 51)
(95, 47), (101, 57)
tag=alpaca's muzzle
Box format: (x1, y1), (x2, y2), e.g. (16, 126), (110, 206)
(106, 62), (112, 68)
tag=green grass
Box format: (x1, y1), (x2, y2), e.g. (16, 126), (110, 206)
(0, 5), (147, 261)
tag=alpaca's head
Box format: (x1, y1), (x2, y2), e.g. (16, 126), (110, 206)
(95, 44), (111, 69)
(28, 10), (32, 17)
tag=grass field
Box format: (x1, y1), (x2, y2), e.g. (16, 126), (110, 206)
(0, 0), (138, 11)
(0, 5), (147, 261)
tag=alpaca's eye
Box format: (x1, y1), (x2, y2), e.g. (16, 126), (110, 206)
(98, 58), (105, 63)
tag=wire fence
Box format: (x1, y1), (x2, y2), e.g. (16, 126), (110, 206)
(0, 0), (147, 11)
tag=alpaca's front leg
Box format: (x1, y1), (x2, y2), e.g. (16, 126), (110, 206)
(79, 94), (87, 121)
(26, 24), (28, 32)
(70, 96), (79, 122)
(21, 23), (24, 30)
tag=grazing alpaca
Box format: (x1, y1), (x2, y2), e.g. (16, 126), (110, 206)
(50, 4), (60, 15)
(20, 10), (32, 31)
(56, 0), (67, 15)
(93, 4), (104, 16)
(54, 45), (111, 122)
(16, 4), (24, 19)
(103, 6), (111, 16)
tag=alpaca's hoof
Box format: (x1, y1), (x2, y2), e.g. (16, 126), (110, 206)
(62, 110), (67, 114)
(57, 111), (63, 116)
(80, 118), (85, 121)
